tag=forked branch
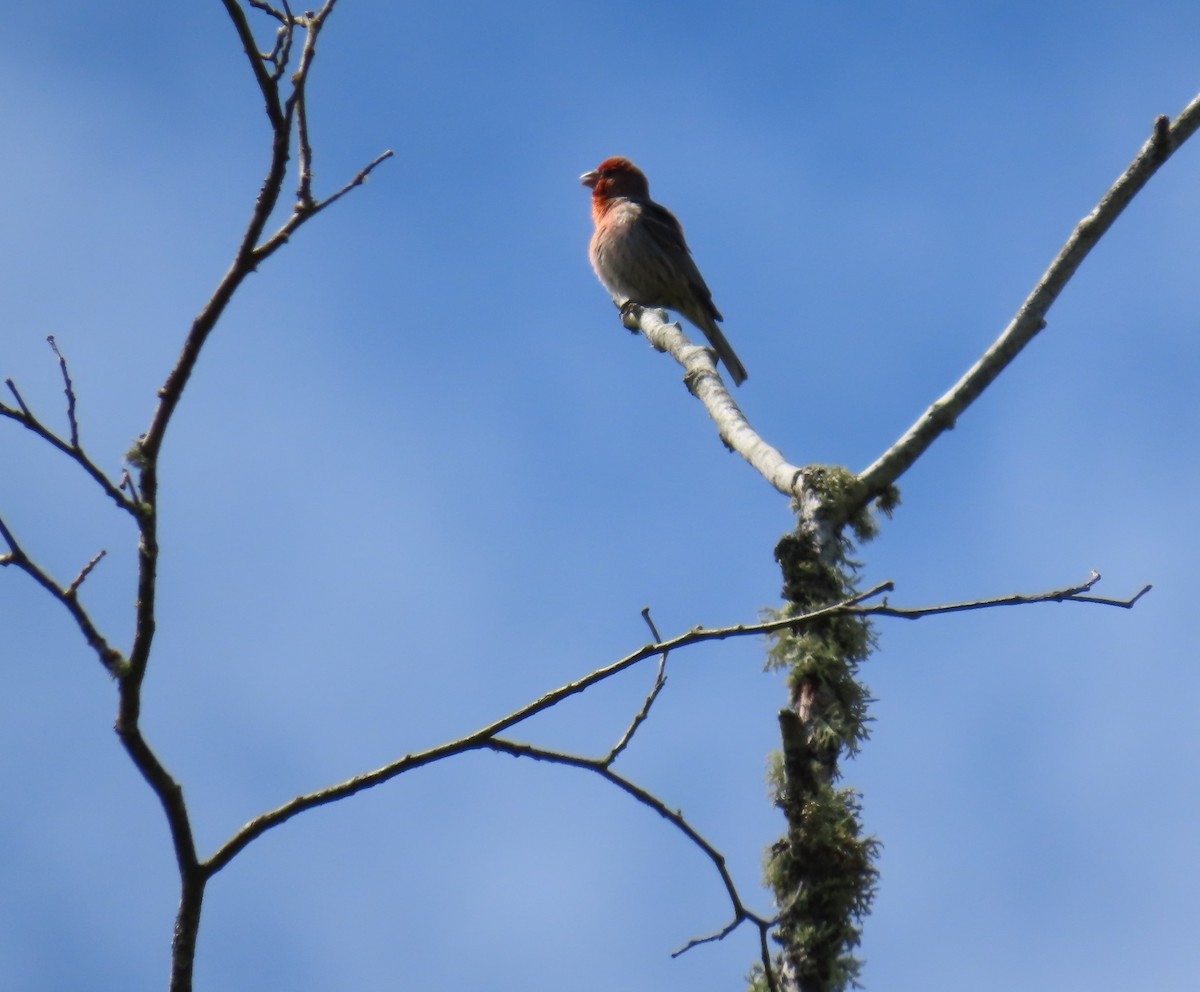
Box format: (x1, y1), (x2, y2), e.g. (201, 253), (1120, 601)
(1, 6), (1178, 989)
(1, 341), (135, 516)
(624, 93), (1200, 513)
(202, 571), (1143, 988)
(0, 5), (393, 991)
(0, 514), (124, 676)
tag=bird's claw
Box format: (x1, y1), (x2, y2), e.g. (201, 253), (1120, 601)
(618, 300), (643, 332)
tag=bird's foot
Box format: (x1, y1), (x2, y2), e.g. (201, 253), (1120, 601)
(618, 300), (644, 333)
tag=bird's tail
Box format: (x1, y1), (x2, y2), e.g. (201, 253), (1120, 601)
(699, 316), (748, 386)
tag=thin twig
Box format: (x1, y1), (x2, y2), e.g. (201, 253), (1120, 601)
(1072, 585), (1153, 608)
(254, 149), (395, 261)
(486, 738), (775, 943)
(284, 0), (325, 207)
(248, 0), (288, 24)
(214, 571), (1144, 863)
(641, 606), (663, 644)
(5, 378), (32, 417)
(0, 388), (134, 514)
(204, 571), (1136, 867)
(65, 549), (107, 598)
(605, 608), (670, 765)
(0, 513), (20, 560)
(199, 569), (1140, 984)
(1, 353), (133, 514)
(862, 571), (1151, 622)
(267, 1), (296, 81)
(294, 89), (315, 207)
(288, 1), (319, 208)
(0, 514), (124, 676)
(488, 736), (778, 987)
(205, 586), (887, 873)
(46, 335), (79, 449)
(265, 25), (290, 79)
(119, 469), (141, 503)
(672, 915), (743, 954)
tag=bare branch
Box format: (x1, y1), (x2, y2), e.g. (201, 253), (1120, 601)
(5, 377), (32, 417)
(209, 591), (801, 870)
(111, 696), (204, 992)
(199, 584), (899, 871)
(198, 569), (1138, 981)
(860, 571), (1151, 622)
(293, 74), (316, 208)
(0, 382), (135, 515)
(140, 4), (388, 477)
(282, 1), (334, 209)
(45, 335), (79, 449)
(261, 5), (293, 82)
(253, 149), (395, 262)
(606, 573), (1148, 644)
(65, 549), (106, 598)
(129, 0), (387, 684)
(485, 738), (776, 970)
(674, 906), (788, 992)
(80, 7), (389, 986)
(0, 514), (124, 676)
(220, 0), (286, 128)
(857, 95), (1200, 502)
(1075, 586), (1153, 608)
(1, 341), (133, 513)
(0, 6), (396, 989)
(119, 469), (140, 503)
(605, 607), (670, 765)
(757, 924), (780, 992)
(248, 0), (289, 25)
(640, 606), (663, 643)
(672, 915), (744, 954)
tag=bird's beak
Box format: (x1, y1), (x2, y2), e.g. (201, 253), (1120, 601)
(580, 170), (599, 189)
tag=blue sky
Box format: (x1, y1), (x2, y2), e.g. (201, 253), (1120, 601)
(2, 2), (1199, 990)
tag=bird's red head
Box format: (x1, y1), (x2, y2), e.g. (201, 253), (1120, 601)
(580, 157), (650, 201)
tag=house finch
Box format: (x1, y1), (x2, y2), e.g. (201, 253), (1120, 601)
(580, 156), (748, 386)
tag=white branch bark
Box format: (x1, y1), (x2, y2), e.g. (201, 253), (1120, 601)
(626, 91), (1200, 514)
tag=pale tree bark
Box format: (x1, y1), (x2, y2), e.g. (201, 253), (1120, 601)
(621, 94), (1199, 991)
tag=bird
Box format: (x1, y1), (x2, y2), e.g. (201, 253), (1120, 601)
(580, 156), (748, 386)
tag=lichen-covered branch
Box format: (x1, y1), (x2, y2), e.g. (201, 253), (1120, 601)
(611, 96), (1198, 992)
(760, 502), (880, 992)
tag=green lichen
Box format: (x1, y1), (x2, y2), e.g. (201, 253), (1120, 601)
(753, 467), (885, 992)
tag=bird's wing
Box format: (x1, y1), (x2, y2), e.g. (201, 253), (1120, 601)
(637, 200), (722, 320)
